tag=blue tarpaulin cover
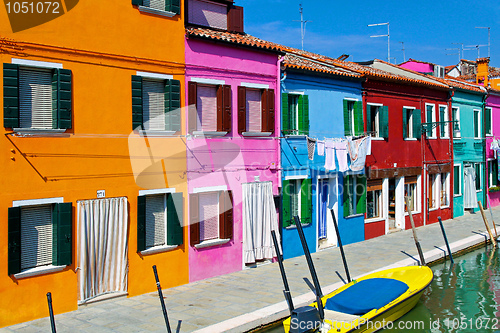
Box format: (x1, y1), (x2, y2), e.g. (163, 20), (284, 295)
(325, 278), (409, 315)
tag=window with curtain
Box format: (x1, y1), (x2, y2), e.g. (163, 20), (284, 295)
(474, 110), (481, 139)
(199, 192), (219, 241)
(282, 179), (312, 227)
(404, 176), (418, 212)
(197, 85), (217, 131)
(489, 160), (499, 188)
(474, 163), (481, 191)
(246, 89), (262, 132)
(366, 179), (382, 219)
(343, 174), (366, 217)
(426, 104), (437, 138)
(143, 79), (166, 131)
(454, 165), (461, 196)
(452, 107), (460, 138)
(188, 0), (228, 30)
(440, 173), (450, 207)
(188, 82), (231, 134)
(132, 0), (181, 15)
(428, 174), (437, 209)
(343, 99), (363, 136)
(439, 105), (449, 138)
(485, 107), (492, 136)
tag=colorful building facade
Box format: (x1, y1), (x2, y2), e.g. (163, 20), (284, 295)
(486, 89), (500, 207)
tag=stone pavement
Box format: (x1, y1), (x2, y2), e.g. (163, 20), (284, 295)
(2, 207), (499, 333)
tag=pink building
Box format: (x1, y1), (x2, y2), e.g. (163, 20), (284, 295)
(184, 25), (282, 281)
(486, 89), (500, 207)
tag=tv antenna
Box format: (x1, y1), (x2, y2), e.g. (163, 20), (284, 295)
(465, 44), (488, 58)
(368, 22), (390, 63)
(399, 41), (405, 62)
(293, 4), (311, 50)
(475, 27), (491, 58)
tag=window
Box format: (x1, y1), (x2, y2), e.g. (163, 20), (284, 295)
(188, 81), (231, 134)
(366, 104), (388, 138)
(190, 191), (233, 246)
(282, 93), (309, 135)
(3, 63), (72, 130)
(343, 99), (363, 136)
(425, 104), (437, 138)
(137, 192), (183, 253)
(237, 86), (275, 135)
(343, 174), (366, 217)
(403, 107), (421, 139)
(474, 109), (481, 139)
(8, 201), (72, 276)
(440, 173), (450, 207)
(132, 0), (180, 17)
(404, 176), (418, 212)
(489, 160), (499, 188)
(454, 164), (461, 196)
(474, 162), (482, 191)
(439, 105), (449, 138)
(366, 179), (382, 219)
(428, 173), (437, 209)
(485, 107), (492, 136)
(452, 107), (460, 138)
(188, 0), (227, 29)
(282, 178), (312, 227)
(132, 75), (181, 132)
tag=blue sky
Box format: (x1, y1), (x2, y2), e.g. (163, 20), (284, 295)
(239, 0), (500, 68)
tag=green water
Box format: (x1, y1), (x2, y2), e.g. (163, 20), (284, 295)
(259, 245), (500, 332)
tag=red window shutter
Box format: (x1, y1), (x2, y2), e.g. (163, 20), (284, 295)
(261, 89), (269, 132)
(190, 193), (200, 246)
(216, 85), (224, 131)
(238, 86), (246, 134)
(228, 5), (244, 33)
(222, 85), (232, 132)
(267, 89), (275, 133)
(188, 82), (197, 133)
(219, 191), (233, 239)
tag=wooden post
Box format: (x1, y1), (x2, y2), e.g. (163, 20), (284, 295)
(405, 196), (426, 266)
(487, 196), (498, 237)
(478, 201), (497, 247)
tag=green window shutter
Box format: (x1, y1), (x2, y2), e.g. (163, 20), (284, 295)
(301, 178), (312, 224)
(3, 63), (20, 128)
(402, 108), (408, 139)
(137, 196), (146, 252)
(132, 0), (143, 5)
(356, 175), (367, 214)
(343, 99), (351, 136)
(281, 93), (289, 132)
(379, 105), (389, 138)
(439, 108), (445, 137)
(485, 108), (492, 135)
(413, 109), (421, 138)
(494, 161), (499, 186)
(53, 69), (73, 129)
(298, 95), (309, 135)
(366, 104), (372, 133)
(8, 207), (21, 275)
(167, 193), (183, 246)
(354, 101), (363, 136)
(343, 175), (352, 217)
(282, 180), (292, 227)
(166, 0), (181, 14)
(132, 75), (143, 130)
(53, 202), (72, 266)
(165, 79), (181, 132)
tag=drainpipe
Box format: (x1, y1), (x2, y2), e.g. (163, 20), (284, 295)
(482, 92), (487, 207)
(277, 55), (285, 239)
(449, 89), (455, 216)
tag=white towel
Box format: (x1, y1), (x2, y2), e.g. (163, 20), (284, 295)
(325, 139), (336, 171)
(335, 141), (348, 172)
(317, 140), (325, 156)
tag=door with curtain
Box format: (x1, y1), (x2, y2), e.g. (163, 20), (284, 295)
(318, 178), (338, 249)
(77, 197), (128, 304)
(464, 166), (478, 209)
(242, 182), (278, 265)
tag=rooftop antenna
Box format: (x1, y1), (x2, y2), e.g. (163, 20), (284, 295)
(368, 22), (390, 63)
(399, 41), (405, 62)
(293, 4), (311, 50)
(465, 44), (487, 59)
(446, 47), (460, 63)
(451, 43), (464, 60)
(475, 27), (490, 58)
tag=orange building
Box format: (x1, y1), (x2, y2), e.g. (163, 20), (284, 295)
(0, 0), (187, 326)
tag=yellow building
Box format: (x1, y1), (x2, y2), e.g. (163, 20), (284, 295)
(476, 57), (500, 89)
(1, 0), (187, 326)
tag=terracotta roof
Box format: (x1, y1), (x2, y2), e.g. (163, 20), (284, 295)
(443, 76), (486, 93)
(186, 27), (284, 53)
(283, 52), (361, 78)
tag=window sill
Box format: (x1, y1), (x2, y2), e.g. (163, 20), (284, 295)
(285, 223), (311, 230)
(194, 238), (230, 249)
(370, 137), (385, 141)
(404, 211), (420, 216)
(486, 134), (493, 137)
(14, 265), (66, 279)
(139, 130), (176, 137)
(440, 205), (450, 209)
(476, 190), (483, 193)
(345, 213), (364, 219)
(454, 194), (462, 197)
(404, 138), (418, 141)
(365, 217), (385, 224)
(192, 131), (228, 137)
(285, 134), (307, 138)
(138, 5), (176, 17)
(429, 208), (438, 212)
(140, 244), (178, 256)
(242, 132), (272, 137)
(13, 128), (68, 137)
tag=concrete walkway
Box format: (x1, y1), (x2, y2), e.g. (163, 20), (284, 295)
(2, 207), (499, 333)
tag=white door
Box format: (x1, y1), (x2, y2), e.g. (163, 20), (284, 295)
(77, 197), (128, 304)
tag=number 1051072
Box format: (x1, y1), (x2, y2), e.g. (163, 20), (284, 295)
(5, 2), (60, 14)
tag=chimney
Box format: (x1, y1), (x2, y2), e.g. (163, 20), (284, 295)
(476, 57), (490, 87)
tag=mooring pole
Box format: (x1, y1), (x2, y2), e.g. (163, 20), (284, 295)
(478, 201), (497, 247)
(330, 209), (351, 283)
(46, 292), (56, 333)
(437, 217), (454, 263)
(487, 196), (498, 237)
(152, 265), (172, 333)
(271, 230), (294, 314)
(405, 196), (426, 266)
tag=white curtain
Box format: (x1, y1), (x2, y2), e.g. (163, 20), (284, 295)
(464, 167), (478, 209)
(77, 197), (128, 304)
(242, 182), (278, 264)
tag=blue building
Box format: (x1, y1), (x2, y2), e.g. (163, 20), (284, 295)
(279, 51), (365, 259)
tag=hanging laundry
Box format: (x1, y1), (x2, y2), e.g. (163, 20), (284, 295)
(335, 140), (348, 172)
(317, 140), (325, 156)
(307, 137), (317, 160)
(347, 136), (370, 172)
(491, 139), (500, 159)
(366, 136), (372, 156)
(324, 139), (336, 171)
(463, 166), (478, 209)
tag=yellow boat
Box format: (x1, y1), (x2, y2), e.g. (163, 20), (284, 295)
(283, 265), (433, 333)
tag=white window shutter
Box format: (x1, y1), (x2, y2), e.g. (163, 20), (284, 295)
(145, 194), (166, 247)
(143, 80), (165, 130)
(199, 193), (219, 241)
(246, 89), (262, 132)
(19, 69), (53, 129)
(21, 205), (53, 269)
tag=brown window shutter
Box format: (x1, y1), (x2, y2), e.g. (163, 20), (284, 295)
(222, 85), (232, 132)
(228, 5), (244, 33)
(219, 191), (233, 239)
(267, 89), (275, 133)
(238, 86), (246, 134)
(190, 193), (200, 246)
(188, 82), (197, 133)
(216, 85), (224, 131)
(261, 89), (268, 132)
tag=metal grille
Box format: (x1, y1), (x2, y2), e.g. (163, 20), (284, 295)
(197, 85), (217, 131)
(199, 193), (219, 241)
(146, 194), (166, 247)
(19, 69), (53, 129)
(21, 204), (53, 270)
(144, 0), (165, 10)
(143, 80), (165, 130)
(246, 89), (262, 132)
(188, 0), (227, 30)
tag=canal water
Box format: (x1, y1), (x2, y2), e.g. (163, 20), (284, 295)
(259, 245), (500, 332)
